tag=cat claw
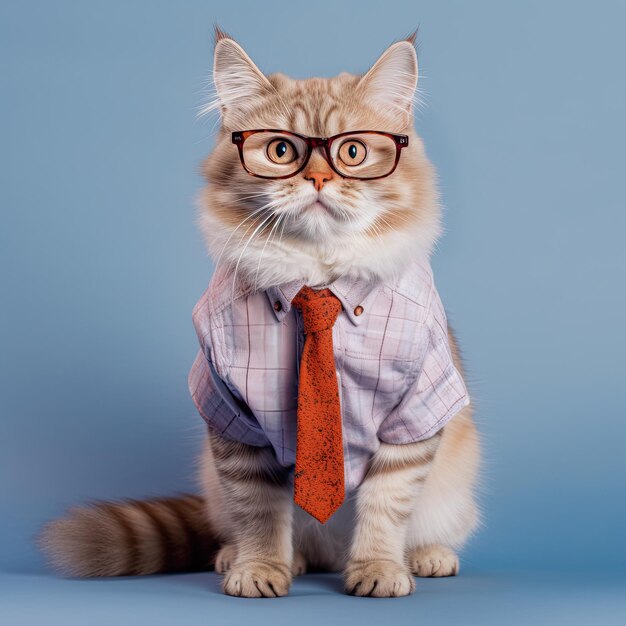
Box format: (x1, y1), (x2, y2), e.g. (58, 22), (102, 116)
(409, 545), (459, 577)
(222, 560), (292, 598)
(344, 559), (415, 597)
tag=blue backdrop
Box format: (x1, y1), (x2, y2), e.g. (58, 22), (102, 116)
(2, 1), (626, 623)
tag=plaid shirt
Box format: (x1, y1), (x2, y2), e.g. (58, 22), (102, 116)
(189, 260), (469, 492)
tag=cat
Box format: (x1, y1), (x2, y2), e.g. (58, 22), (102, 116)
(39, 28), (480, 598)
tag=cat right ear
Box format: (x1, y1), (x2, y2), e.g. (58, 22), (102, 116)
(205, 27), (273, 129)
(357, 39), (419, 129)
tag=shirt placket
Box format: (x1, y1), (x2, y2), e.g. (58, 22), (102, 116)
(294, 307), (304, 380)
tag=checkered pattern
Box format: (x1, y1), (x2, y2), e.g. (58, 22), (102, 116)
(189, 260), (469, 492)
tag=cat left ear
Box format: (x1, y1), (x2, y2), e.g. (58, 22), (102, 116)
(357, 39), (418, 128)
(203, 27), (274, 128)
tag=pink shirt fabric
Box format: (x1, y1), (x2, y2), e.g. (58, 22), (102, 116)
(189, 260), (469, 492)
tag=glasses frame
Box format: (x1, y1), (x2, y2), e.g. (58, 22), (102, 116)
(231, 129), (409, 181)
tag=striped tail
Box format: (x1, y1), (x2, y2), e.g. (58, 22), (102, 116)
(38, 494), (219, 577)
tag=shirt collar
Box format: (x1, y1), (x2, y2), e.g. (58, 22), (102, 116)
(265, 274), (381, 326)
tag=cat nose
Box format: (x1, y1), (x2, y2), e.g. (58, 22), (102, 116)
(304, 169), (335, 191)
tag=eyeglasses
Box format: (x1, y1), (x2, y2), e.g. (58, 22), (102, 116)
(232, 129), (409, 180)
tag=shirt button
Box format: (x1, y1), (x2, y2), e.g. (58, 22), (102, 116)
(354, 305), (364, 316)
(274, 300), (283, 312)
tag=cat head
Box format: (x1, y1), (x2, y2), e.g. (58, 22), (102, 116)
(198, 28), (441, 288)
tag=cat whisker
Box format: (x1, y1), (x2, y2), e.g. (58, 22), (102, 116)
(213, 204), (273, 272)
(369, 216), (399, 284)
(253, 212), (285, 292)
(231, 210), (277, 301)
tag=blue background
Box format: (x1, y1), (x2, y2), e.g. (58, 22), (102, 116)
(2, 0), (625, 623)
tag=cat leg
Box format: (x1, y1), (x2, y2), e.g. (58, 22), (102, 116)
(216, 544), (306, 576)
(344, 433), (442, 597)
(208, 433), (294, 597)
(406, 406), (480, 578)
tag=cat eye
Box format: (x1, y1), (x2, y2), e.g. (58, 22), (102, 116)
(337, 139), (367, 166)
(266, 138), (298, 164)
(232, 129), (408, 180)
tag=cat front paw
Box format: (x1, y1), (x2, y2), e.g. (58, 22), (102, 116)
(408, 545), (459, 577)
(222, 560), (292, 597)
(344, 559), (415, 597)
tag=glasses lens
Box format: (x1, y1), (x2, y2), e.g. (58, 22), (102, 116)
(241, 131), (308, 178)
(330, 133), (398, 179)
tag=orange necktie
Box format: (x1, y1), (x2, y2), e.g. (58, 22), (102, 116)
(292, 286), (345, 523)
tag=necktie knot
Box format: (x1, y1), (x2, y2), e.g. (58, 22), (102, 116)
(292, 286), (342, 334)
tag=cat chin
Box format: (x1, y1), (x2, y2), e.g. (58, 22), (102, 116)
(198, 208), (441, 289)
(280, 209), (371, 247)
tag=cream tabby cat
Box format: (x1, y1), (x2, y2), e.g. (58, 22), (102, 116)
(40, 29), (480, 598)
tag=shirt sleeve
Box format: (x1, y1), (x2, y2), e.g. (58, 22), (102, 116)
(188, 348), (271, 448)
(377, 290), (470, 444)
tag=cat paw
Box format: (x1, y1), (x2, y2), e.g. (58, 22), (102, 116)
(344, 560), (415, 597)
(222, 560), (291, 597)
(292, 551), (307, 576)
(408, 545), (459, 577)
(214, 544), (236, 574)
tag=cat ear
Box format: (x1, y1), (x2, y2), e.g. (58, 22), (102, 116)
(357, 40), (418, 127)
(207, 28), (274, 128)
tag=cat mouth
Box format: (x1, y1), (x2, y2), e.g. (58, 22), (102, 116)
(310, 200), (330, 212)
(306, 199), (342, 220)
